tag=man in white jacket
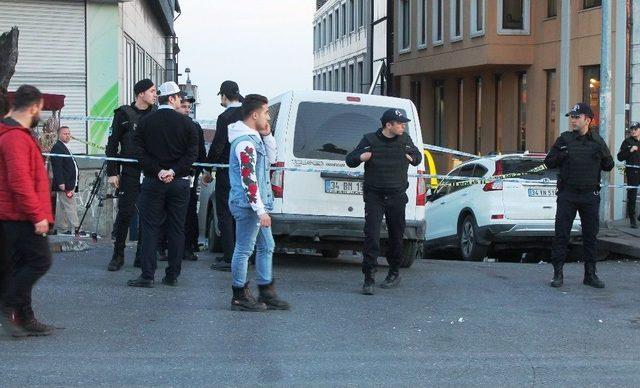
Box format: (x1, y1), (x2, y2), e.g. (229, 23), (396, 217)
(227, 94), (289, 311)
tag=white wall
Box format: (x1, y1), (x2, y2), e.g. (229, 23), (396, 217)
(121, 0), (167, 66)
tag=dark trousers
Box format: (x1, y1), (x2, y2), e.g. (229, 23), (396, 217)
(138, 177), (190, 280)
(113, 174), (140, 257)
(0, 221), (52, 319)
(625, 171), (639, 218)
(550, 189), (600, 267)
(362, 190), (407, 276)
(0, 228), (8, 304)
(215, 170), (236, 262)
(184, 185), (199, 252)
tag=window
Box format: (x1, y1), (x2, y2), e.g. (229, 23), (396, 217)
(517, 72), (527, 152)
(144, 53), (152, 79)
(348, 63), (355, 92)
(268, 103), (281, 133)
(313, 25), (317, 51)
(450, 0), (463, 41)
(449, 164), (476, 194)
(471, 0), (485, 36)
(327, 71), (332, 91)
(341, 66), (346, 92)
(358, 61), (364, 93)
(411, 81), (422, 119)
(547, 0), (557, 17)
(358, 0), (364, 28)
(399, 0), (411, 51)
(323, 72), (327, 90)
(432, 0), (444, 45)
(349, 0), (355, 32)
(583, 0), (601, 9)
(328, 13), (333, 42)
(494, 74), (503, 152)
(434, 81), (445, 146)
(334, 68), (339, 90)
(293, 102), (407, 160)
(136, 46), (145, 83)
(498, 0), (530, 35)
(124, 36), (135, 104)
(341, 3), (347, 37)
(417, 0), (427, 47)
(582, 65), (601, 130)
(321, 19), (326, 46)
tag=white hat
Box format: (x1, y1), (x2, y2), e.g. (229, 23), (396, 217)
(158, 81), (185, 97)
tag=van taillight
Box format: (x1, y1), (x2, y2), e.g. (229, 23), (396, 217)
(483, 179), (503, 191)
(416, 170), (427, 206)
(271, 162), (285, 198)
(347, 96), (361, 102)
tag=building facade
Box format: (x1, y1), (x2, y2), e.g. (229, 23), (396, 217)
(313, 0), (371, 93)
(0, 0), (180, 154)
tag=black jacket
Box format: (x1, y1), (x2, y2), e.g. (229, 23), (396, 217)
(617, 136), (640, 184)
(191, 120), (207, 180)
(207, 105), (243, 167)
(545, 130), (614, 191)
(105, 103), (156, 177)
(134, 107), (199, 179)
(50, 140), (78, 191)
(346, 129), (422, 193)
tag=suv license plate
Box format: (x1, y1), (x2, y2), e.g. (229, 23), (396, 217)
(528, 188), (556, 197)
(325, 180), (363, 195)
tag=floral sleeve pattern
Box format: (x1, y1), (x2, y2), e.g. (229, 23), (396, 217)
(240, 146), (258, 204)
(236, 141), (266, 215)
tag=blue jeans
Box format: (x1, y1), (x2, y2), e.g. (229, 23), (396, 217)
(229, 204), (274, 288)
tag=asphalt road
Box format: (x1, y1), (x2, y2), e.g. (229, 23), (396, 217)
(1, 243), (640, 387)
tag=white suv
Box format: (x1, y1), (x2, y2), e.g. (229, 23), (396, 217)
(200, 91), (427, 267)
(424, 153), (582, 261)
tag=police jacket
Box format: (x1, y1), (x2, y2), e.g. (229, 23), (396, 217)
(105, 103), (156, 177)
(617, 136), (640, 185)
(545, 129), (614, 192)
(346, 129), (422, 193)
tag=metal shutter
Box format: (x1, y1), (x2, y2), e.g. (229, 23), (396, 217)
(0, 0), (87, 153)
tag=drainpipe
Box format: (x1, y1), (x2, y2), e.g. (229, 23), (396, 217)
(612, 0), (628, 221)
(600, 0), (612, 225)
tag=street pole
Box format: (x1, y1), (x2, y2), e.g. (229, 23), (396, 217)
(613, 0), (628, 220)
(600, 0), (612, 226)
(559, 0), (571, 134)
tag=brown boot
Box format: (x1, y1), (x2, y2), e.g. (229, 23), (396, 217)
(258, 281), (291, 310)
(231, 283), (267, 312)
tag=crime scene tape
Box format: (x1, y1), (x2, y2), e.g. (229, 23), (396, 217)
(41, 153), (640, 190)
(71, 136), (105, 151)
(59, 115), (218, 126)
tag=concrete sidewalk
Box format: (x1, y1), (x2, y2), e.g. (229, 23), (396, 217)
(598, 220), (640, 259)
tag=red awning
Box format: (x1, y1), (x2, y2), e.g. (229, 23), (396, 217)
(7, 92), (65, 111)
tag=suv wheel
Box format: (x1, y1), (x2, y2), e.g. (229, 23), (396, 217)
(207, 207), (222, 253)
(400, 240), (421, 268)
(459, 215), (488, 261)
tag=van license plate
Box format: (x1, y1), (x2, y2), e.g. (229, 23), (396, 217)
(528, 188), (556, 197)
(325, 180), (363, 195)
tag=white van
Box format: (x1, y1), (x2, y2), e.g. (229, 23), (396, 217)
(200, 91), (427, 267)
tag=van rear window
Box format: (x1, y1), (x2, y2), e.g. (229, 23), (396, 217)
(293, 102), (408, 160)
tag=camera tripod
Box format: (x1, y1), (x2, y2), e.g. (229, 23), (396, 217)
(77, 161), (116, 242)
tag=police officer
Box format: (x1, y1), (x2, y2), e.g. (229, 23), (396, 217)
(617, 121), (640, 229)
(545, 103), (614, 289)
(105, 79), (156, 271)
(203, 80), (244, 271)
(178, 96), (206, 260)
(346, 109), (422, 295)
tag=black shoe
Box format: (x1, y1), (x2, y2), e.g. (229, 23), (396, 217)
(258, 281), (290, 310)
(380, 273), (401, 289)
(19, 318), (54, 337)
(107, 254), (124, 272)
(550, 266), (563, 288)
(127, 276), (154, 288)
(231, 283), (267, 312)
(161, 276), (178, 287)
(583, 263), (605, 288)
(211, 259), (232, 272)
(362, 277), (375, 295)
(183, 251), (198, 261)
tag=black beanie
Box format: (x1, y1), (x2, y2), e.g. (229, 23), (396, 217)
(134, 79), (154, 95)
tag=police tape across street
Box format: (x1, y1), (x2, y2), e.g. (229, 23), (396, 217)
(42, 151), (640, 190)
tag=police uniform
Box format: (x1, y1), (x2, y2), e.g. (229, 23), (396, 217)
(616, 122), (640, 228)
(346, 109), (422, 295)
(105, 79), (156, 271)
(545, 103), (614, 289)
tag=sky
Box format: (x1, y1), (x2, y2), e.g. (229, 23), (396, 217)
(174, 0), (315, 124)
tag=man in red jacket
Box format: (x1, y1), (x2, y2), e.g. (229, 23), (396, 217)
(0, 85), (56, 337)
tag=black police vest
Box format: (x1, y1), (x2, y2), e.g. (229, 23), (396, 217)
(363, 131), (410, 192)
(560, 132), (603, 191)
